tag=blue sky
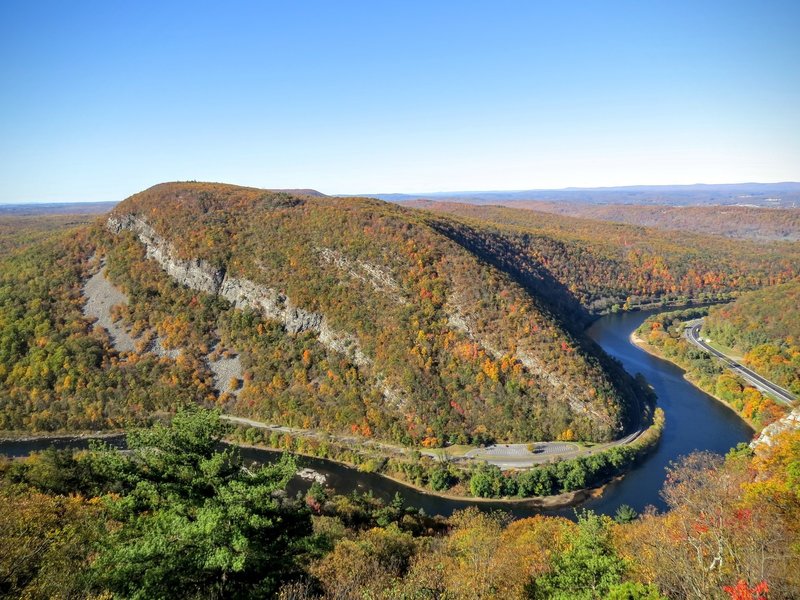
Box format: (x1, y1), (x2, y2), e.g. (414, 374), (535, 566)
(1, 1), (798, 203)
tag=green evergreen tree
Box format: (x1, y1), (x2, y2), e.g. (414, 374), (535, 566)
(526, 511), (626, 600)
(614, 504), (638, 524)
(88, 406), (312, 599)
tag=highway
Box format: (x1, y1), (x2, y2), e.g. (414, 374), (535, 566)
(684, 320), (797, 406)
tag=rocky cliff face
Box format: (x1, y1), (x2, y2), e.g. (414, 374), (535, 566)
(751, 407), (800, 449)
(107, 214), (369, 368)
(107, 214), (225, 294)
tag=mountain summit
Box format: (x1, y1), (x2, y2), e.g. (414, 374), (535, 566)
(102, 182), (642, 444)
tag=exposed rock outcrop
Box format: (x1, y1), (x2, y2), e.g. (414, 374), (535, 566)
(107, 215), (225, 294)
(318, 246), (407, 305)
(107, 214), (370, 368)
(207, 348), (243, 395)
(751, 407), (800, 449)
(82, 261), (137, 353)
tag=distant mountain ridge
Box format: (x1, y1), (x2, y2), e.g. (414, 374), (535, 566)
(437, 201), (800, 241)
(402, 199), (800, 311)
(0, 201), (119, 215)
(371, 182), (800, 207)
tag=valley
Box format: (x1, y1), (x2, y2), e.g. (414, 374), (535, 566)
(5, 3), (800, 595)
(2, 181), (796, 501)
(0, 306), (747, 516)
(1, 183), (799, 599)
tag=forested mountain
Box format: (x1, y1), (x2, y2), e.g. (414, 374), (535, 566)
(97, 182), (650, 444)
(2, 182), (798, 449)
(0, 182), (649, 445)
(2, 184), (800, 598)
(704, 279), (800, 396)
(404, 200), (800, 314)
(459, 201), (800, 241)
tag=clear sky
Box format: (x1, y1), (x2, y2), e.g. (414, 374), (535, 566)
(1, 1), (799, 203)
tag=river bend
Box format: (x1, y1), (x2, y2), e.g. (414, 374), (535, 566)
(0, 309), (753, 518)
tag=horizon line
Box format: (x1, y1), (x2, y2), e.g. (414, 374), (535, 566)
(2, 180), (800, 205)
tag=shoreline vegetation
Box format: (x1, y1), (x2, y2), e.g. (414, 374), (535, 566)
(629, 330), (755, 427)
(594, 293), (734, 317)
(221, 406), (665, 504)
(230, 438), (614, 508)
(0, 429), (611, 508)
(0, 406), (665, 508)
(632, 306), (786, 433)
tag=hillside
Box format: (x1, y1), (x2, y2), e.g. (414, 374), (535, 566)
(0, 182), (655, 445)
(403, 200), (800, 314)
(100, 183), (648, 444)
(466, 201), (800, 241)
(704, 279), (800, 396)
(5, 182), (800, 447)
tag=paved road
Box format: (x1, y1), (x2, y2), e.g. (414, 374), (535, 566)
(220, 415), (409, 456)
(222, 414), (646, 469)
(685, 320), (796, 406)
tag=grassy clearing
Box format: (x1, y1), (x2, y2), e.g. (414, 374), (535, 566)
(703, 337), (745, 361)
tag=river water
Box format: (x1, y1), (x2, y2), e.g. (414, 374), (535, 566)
(0, 309), (753, 518)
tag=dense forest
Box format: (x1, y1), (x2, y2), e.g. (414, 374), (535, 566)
(0, 227), (215, 432)
(2, 184), (800, 598)
(2, 407), (798, 599)
(704, 279), (800, 396)
(406, 200), (800, 314)
(92, 182), (653, 445)
(3, 182), (799, 451)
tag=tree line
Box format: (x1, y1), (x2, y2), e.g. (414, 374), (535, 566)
(2, 406), (798, 599)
